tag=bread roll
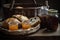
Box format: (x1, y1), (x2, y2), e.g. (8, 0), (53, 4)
(2, 18), (22, 30)
(12, 15), (29, 22)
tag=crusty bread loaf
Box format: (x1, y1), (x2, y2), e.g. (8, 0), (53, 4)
(2, 18), (22, 30)
(12, 15), (29, 22)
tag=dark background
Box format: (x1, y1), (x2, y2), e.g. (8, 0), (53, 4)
(0, 0), (60, 22)
(0, 0), (59, 15)
(0, 0), (59, 10)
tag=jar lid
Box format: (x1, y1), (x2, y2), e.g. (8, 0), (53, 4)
(48, 9), (58, 13)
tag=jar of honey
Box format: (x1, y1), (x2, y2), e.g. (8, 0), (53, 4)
(22, 21), (31, 29)
(8, 21), (18, 31)
(39, 15), (58, 32)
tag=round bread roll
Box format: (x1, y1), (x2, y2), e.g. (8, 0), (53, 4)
(12, 15), (29, 22)
(2, 18), (22, 30)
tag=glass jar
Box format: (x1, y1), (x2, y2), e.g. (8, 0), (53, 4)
(8, 20), (19, 31)
(22, 21), (31, 30)
(39, 8), (58, 32)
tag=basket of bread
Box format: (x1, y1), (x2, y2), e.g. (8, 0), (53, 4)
(0, 15), (41, 35)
